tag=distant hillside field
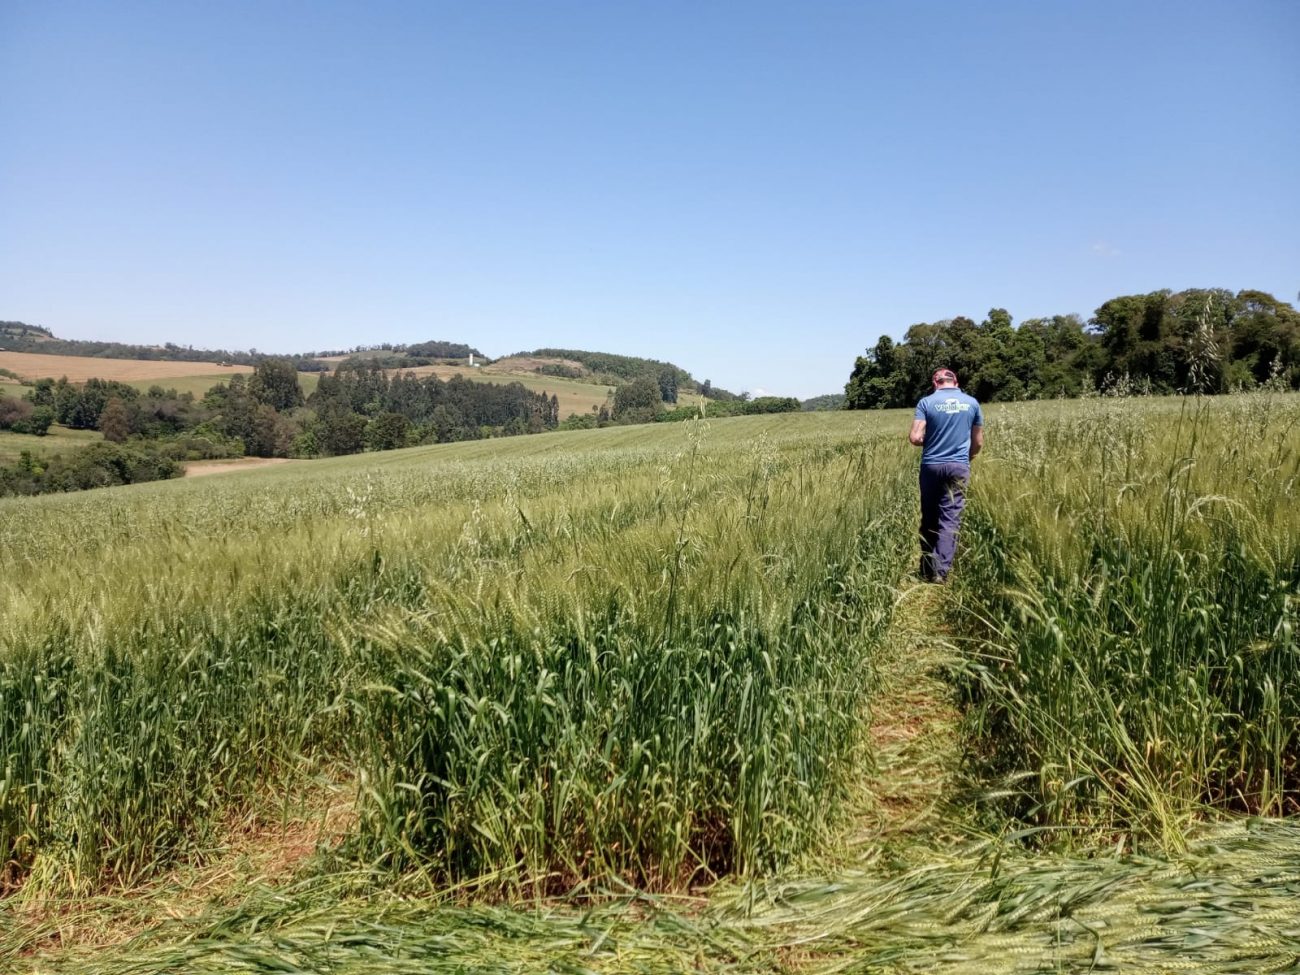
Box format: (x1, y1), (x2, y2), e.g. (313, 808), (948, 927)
(0, 349), (663, 418)
(2, 343), (710, 420)
(0, 321), (328, 370)
(409, 361), (705, 416)
(0, 351), (254, 384)
(0, 351), (324, 399)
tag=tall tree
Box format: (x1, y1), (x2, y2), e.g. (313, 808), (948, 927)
(249, 358), (305, 411)
(98, 397), (131, 443)
(658, 368), (679, 404)
(314, 403), (367, 456)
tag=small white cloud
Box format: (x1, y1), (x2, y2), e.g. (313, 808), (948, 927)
(1090, 241), (1122, 257)
(751, 387), (768, 398)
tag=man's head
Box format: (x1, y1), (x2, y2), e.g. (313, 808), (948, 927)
(932, 368), (958, 389)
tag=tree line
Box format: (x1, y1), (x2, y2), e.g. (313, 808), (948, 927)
(307, 360), (559, 454)
(306, 340), (483, 360)
(844, 288), (1300, 409)
(523, 347), (742, 401)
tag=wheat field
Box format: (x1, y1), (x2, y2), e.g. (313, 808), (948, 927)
(3, 397), (1298, 972)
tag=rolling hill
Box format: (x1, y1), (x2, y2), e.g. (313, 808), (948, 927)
(1, 323), (720, 417)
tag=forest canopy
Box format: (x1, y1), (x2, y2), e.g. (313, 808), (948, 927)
(844, 288), (1300, 409)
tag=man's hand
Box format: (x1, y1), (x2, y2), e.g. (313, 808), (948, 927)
(909, 419), (926, 447)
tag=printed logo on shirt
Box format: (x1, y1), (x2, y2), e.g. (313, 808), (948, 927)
(933, 398), (971, 414)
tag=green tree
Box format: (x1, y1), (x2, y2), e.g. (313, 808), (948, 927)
(249, 358), (304, 411)
(1228, 290), (1300, 387)
(14, 406), (54, 436)
(366, 412), (412, 451)
(1091, 291), (1176, 391)
(55, 377), (139, 429)
(844, 335), (910, 409)
(30, 378), (55, 408)
(612, 377), (663, 422)
(657, 368), (679, 404)
(315, 403), (367, 456)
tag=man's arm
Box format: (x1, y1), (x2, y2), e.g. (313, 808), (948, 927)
(970, 424), (984, 458)
(909, 419), (926, 447)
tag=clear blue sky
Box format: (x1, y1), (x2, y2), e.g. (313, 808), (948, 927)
(2, 1), (1296, 398)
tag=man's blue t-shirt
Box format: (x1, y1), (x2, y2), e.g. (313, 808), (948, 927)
(914, 388), (983, 465)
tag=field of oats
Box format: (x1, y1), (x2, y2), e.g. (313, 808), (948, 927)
(3, 396), (1298, 973)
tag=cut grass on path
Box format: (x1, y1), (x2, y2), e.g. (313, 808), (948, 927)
(843, 581), (971, 863)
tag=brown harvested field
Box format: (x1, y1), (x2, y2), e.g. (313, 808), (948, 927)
(184, 457), (298, 478)
(0, 351), (253, 383)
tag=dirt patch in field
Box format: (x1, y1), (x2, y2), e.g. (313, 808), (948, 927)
(183, 458), (297, 478)
(0, 351), (253, 383)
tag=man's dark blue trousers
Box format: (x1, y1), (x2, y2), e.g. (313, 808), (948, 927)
(919, 462), (970, 581)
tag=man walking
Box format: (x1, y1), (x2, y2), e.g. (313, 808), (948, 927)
(909, 368), (983, 583)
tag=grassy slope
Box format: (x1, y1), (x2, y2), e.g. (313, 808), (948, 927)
(0, 424), (102, 464)
(3, 407), (847, 515)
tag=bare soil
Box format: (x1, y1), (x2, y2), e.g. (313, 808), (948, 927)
(183, 458), (296, 478)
